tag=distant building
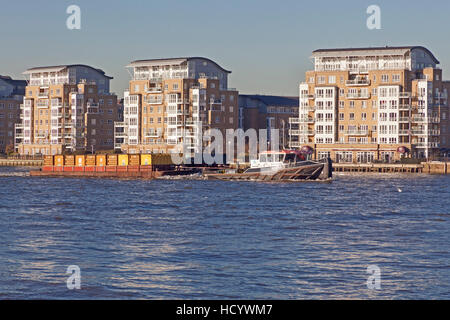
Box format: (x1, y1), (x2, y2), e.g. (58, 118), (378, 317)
(17, 64), (120, 155)
(289, 46), (450, 162)
(115, 57), (239, 157)
(239, 95), (298, 149)
(0, 75), (26, 153)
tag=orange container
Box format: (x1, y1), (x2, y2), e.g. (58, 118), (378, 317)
(54, 155), (64, 167)
(86, 155), (96, 166)
(75, 155), (85, 166)
(129, 154), (140, 166)
(96, 155), (106, 167)
(107, 154), (118, 166)
(64, 155), (75, 166)
(43, 156), (54, 166)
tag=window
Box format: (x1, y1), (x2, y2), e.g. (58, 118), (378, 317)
(361, 113), (367, 121)
(318, 76), (325, 84)
(392, 74), (401, 82)
(173, 83), (179, 90)
(381, 74), (389, 83)
(328, 76), (336, 84)
(349, 113), (355, 120)
(339, 113), (344, 120)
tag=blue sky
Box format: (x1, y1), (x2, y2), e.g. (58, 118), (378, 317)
(1, 0), (450, 97)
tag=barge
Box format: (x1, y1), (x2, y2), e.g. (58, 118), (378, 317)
(30, 154), (200, 179)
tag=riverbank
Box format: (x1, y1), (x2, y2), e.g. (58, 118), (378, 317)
(333, 161), (450, 174)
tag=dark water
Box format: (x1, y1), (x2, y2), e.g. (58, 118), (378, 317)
(0, 167), (449, 299)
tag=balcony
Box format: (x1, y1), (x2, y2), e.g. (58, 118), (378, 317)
(399, 104), (411, 110)
(114, 132), (127, 138)
(415, 142), (440, 148)
(146, 87), (162, 93)
(399, 92), (411, 98)
(399, 117), (410, 122)
(289, 141), (302, 148)
(299, 117), (315, 123)
(345, 79), (371, 86)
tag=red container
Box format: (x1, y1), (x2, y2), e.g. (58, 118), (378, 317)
(74, 166), (85, 172)
(54, 166), (63, 172)
(63, 166), (74, 172)
(127, 165), (140, 172)
(106, 166), (117, 172)
(96, 166), (106, 172)
(85, 166), (95, 172)
(42, 166), (54, 172)
(140, 165), (152, 172)
(117, 166), (128, 172)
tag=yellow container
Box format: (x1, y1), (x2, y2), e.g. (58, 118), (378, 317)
(54, 155), (64, 166)
(107, 154), (118, 166)
(65, 155), (75, 166)
(44, 155), (54, 166)
(96, 155), (106, 167)
(118, 154), (129, 166)
(141, 154), (152, 166)
(75, 155), (85, 166)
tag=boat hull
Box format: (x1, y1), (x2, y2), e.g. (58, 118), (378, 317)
(205, 159), (332, 182)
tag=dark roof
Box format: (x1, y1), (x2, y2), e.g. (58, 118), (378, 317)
(25, 64), (113, 79)
(129, 57), (232, 73)
(240, 95), (299, 107)
(312, 46), (440, 64)
(0, 75), (27, 95)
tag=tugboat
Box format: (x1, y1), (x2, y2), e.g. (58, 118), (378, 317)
(205, 150), (332, 181)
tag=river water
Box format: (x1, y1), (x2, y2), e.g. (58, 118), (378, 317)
(0, 167), (449, 299)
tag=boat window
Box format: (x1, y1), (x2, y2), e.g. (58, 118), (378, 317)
(284, 154), (296, 162)
(260, 154), (267, 162)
